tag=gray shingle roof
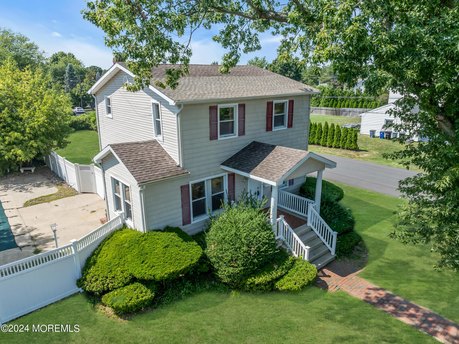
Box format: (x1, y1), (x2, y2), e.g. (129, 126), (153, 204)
(110, 140), (188, 184)
(221, 141), (309, 183)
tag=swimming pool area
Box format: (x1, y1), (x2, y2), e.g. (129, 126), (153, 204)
(0, 200), (17, 251)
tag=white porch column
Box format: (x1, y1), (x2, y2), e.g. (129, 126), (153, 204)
(314, 170), (323, 213)
(270, 185), (278, 225)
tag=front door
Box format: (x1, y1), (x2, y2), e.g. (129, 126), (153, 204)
(248, 179), (263, 200)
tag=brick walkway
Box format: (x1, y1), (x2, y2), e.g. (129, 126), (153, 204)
(317, 261), (459, 344)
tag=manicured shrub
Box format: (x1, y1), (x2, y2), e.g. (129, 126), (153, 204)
(333, 125), (341, 148)
(242, 251), (295, 291)
(320, 199), (355, 235)
(206, 203), (278, 287)
(345, 128), (354, 149)
(274, 259), (317, 291)
(69, 111), (97, 131)
(327, 123), (335, 147)
(315, 123), (322, 145)
(78, 228), (203, 294)
(101, 282), (154, 314)
(320, 122), (329, 146)
(336, 231), (363, 257)
(299, 177), (344, 203)
(309, 122), (317, 145)
(351, 130), (360, 150)
(340, 127), (348, 148)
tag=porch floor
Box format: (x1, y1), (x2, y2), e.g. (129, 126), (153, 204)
(263, 208), (306, 229)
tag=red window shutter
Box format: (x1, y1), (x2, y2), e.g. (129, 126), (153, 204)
(209, 105), (218, 140)
(228, 173), (236, 202)
(180, 184), (191, 225)
(288, 99), (294, 128)
(266, 101), (273, 131)
(238, 104), (245, 136)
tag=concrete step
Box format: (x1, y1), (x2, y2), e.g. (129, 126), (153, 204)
(311, 252), (335, 270)
(303, 236), (323, 250)
(294, 224), (310, 237)
(308, 243), (329, 262)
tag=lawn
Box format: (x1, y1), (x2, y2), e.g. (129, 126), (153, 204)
(309, 114), (411, 169)
(339, 183), (459, 323)
(56, 130), (99, 165)
(0, 289), (433, 344)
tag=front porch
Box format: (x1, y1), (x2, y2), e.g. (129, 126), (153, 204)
(221, 141), (338, 268)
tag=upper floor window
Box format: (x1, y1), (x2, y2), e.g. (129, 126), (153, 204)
(105, 96), (112, 118)
(152, 102), (162, 139)
(273, 100), (287, 130)
(190, 175), (227, 221)
(218, 104), (237, 139)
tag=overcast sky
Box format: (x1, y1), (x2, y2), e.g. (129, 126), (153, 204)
(0, 0), (281, 68)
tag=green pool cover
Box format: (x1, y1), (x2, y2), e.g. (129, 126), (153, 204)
(0, 201), (17, 251)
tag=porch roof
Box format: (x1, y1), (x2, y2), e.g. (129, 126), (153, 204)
(221, 141), (336, 186)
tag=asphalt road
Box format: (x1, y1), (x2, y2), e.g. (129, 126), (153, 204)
(321, 154), (418, 197)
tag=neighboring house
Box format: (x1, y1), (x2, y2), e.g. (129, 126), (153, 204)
(88, 63), (337, 267)
(360, 92), (426, 141)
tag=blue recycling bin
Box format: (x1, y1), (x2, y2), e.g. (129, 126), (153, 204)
(369, 130), (376, 138)
(379, 131), (385, 139)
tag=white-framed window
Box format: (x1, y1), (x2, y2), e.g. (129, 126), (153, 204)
(105, 96), (112, 118)
(273, 100), (288, 130)
(218, 104), (238, 139)
(112, 177), (132, 221)
(190, 174), (227, 222)
(152, 102), (162, 139)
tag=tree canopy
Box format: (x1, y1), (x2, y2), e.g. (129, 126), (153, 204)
(83, 0), (459, 270)
(0, 28), (44, 69)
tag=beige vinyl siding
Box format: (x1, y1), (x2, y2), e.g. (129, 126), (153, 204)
(180, 95), (310, 179)
(102, 154), (144, 231)
(95, 70), (179, 163)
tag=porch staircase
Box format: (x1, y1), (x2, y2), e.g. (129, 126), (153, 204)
(293, 224), (335, 269)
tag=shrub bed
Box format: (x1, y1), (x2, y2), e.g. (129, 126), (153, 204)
(309, 122), (359, 150)
(69, 111), (97, 131)
(101, 282), (154, 314)
(320, 200), (355, 235)
(205, 203), (278, 287)
(336, 231), (363, 257)
(275, 259), (317, 291)
(299, 177), (344, 203)
(78, 227), (203, 295)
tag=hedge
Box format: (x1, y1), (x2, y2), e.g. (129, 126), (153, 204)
(69, 111), (97, 131)
(101, 282), (154, 314)
(274, 259), (317, 291)
(336, 231), (363, 257)
(309, 122), (359, 150)
(242, 251), (295, 291)
(78, 227), (203, 294)
(299, 177), (344, 203)
(205, 203), (278, 287)
(320, 200), (355, 235)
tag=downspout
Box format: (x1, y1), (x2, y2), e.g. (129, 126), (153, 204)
(176, 104), (184, 167)
(100, 162), (110, 222)
(92, 94), (103, 150)
(139, 185), (147, 233)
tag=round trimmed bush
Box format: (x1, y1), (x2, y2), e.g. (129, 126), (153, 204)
(336, 231), (362, 257)
(78, 227), (203, 295)
(320, 199), (355, 235)
(205, 203), (278, 287)
(275, 259), (317, 291)
(101, 282), (154, 314)
(299, 177), (344, 203)
(242, 251), (295, 291)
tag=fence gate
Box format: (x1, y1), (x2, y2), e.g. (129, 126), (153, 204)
(78, 165), (96, 193)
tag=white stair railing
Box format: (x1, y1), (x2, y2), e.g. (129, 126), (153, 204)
(273, 215), (310, 261)
(278, 190), (315, 218)
(307, 206), (337, 255)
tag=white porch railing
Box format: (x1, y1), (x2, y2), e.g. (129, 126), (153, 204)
(273, 215), (310, 261)
(307, 206), (337, 255)
(278, 190), (315, 218)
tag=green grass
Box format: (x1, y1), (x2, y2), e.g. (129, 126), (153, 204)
(0, 289), (433, 344)
(56, 130), (99, 165)
(23, 184), (78, 207)
(309, 114), (413, 169)
(339, 183), (459, 322)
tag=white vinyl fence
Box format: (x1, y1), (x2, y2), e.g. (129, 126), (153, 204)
(45, 151), (105, 199)
(0, 215), (124, 324)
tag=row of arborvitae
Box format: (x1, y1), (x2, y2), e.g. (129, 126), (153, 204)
(78, 195), (317, 316)
(309, 122), (359, 151)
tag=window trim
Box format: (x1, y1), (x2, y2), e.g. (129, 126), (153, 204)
(111, 177), (133, 224)
(217, 104), (238, 140)
(272, 100), (288, 131)
(152, 101), (163, 140)
(189, 173), (228, 223)
(105, 96), (112, 118)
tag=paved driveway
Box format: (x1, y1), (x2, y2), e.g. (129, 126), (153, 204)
(321, 154), (419, 197)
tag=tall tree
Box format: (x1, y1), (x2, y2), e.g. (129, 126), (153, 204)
(0, 60), (72, 174)
(64, 63), (77, 93)
(84, 0), (459, 269)
(247, 56), (269, 69)
(0, 28), (44, 69)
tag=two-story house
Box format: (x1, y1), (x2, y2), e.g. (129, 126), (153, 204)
(89, 63), (337, 267)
